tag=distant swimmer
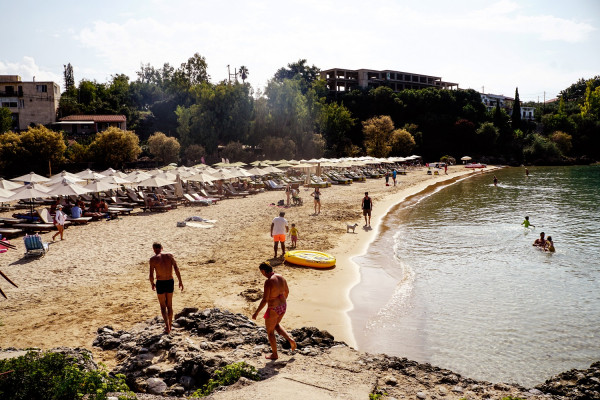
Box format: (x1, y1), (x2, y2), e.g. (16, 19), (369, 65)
(533, 232), (546, 248)
(545, 236), (555, 252)
(493, 175), (498, 186)
(521, 216), (535, 228)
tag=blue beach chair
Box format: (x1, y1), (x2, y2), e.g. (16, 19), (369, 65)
(23, 234), (49, 257)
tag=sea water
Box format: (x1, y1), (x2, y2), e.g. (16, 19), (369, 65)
(349, 165), (600, 387)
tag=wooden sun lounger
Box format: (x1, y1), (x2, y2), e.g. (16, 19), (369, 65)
(13, 223), (56, 233)
(108, 206), (134, 215)
(0, 228), (23, 238)
(66, 217), (93, 225)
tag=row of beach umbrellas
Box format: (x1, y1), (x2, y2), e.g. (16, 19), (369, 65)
(0, 156), (420, 204)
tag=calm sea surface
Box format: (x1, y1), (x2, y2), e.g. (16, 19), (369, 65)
(349, 165), (600, 386)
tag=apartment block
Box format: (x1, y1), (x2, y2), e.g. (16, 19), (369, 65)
(0, 75), (61, 131)
(480, 92), (534, 121)
(321, 68), (458, 93)
(55, 115), (127, 136)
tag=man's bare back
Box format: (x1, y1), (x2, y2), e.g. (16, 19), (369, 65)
(150, 253), (177, 281)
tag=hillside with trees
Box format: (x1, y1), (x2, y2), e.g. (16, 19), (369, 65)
(0, 53), (598, 176)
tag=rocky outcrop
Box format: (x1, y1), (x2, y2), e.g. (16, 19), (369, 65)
(536, 361), (600, 400)
(89, 308), (600, 399)
(93, 307), (343, 396)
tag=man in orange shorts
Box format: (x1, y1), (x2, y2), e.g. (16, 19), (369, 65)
(270, 211), (289, 258)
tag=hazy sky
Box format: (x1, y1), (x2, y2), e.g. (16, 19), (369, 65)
(2, 0), (598, 102)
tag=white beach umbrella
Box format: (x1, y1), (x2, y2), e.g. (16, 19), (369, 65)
(152, 171), (178, 181)
(46, 171), (85, 185)
(99, 175), (132, 186)
(83, 180), (120, 193)
(47, 179), (92, 197)
(100, 168), (128, 178)
(0, 178), (22, 190)
(13, 182), (51, 193)
(8, 184), (53, 215)
(76, 169), (106, 180)
(209, 169), (237, 180)
(460, 156), (472, 161)
(186, 172), (215, 183)
(0, 187), (15, 199)
(12, 171), (50, 183)
(125, 170), (152, 183)
(261, 165), (284, 174)
(230, 167), (253, 178)
(136, 176), (176, 188)
(246, 167), (267, 176)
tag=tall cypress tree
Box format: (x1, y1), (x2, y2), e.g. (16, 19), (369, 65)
(63, 63), (75, 91)
(511, 87), (521, 129)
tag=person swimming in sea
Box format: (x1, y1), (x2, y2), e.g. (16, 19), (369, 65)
(533, 232), (546, 248)
(545, 236), (555, 252)
(493, 175), (498, 186)
(521, 216), (535, 228)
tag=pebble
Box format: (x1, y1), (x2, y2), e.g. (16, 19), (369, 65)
(416, 391), (427, 399)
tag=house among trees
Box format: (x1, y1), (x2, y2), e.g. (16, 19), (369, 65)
(54, 115), (127, 136)
(321, 68), (458, 93)
(480, 92), (534, 121)
(0, 75), (61, 131)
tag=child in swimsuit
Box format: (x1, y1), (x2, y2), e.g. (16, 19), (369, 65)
(289, 223), (298, 248)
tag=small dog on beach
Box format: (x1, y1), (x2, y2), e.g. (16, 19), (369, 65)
(346, 223), (359, 233)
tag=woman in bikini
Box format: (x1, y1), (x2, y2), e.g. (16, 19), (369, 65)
(252, 262), (296, 359)
(311, 187), (321, 214)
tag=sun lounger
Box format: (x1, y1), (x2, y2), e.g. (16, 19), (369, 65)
(108, 206), (133, 215)
(23, 234), (49, 257)
(183, 193), (211, 206)
(66, 216), (93, 225)
(0, 228), (23, 238)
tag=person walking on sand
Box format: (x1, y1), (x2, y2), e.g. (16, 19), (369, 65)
(52, 205), (67, 241)
(362, 192), (373, 227)
(392, 169), (397, 186)
(444, 164), (448, 175)
(271, 211), (288, 258)
(252, 262), (296, 360)
(311, 188), (321, 214)
(149, 242), (184, 334)
(285, 184), (292, 207)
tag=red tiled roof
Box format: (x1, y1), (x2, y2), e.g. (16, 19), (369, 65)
(60, 115), (126, 122)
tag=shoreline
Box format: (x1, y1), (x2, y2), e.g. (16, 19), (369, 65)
(290, 166), (500, 348)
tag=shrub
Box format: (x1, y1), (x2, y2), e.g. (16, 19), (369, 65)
(191, 362), (260, 397)
(0, 351), (131, 400)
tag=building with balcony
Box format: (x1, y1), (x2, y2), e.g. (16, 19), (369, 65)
(54, 115), (127, 136)
(321, 68), (459, 93)
(480, 92), (534, 121)
(0, 75), (60, 131)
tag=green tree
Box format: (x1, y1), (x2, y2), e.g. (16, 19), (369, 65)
(523, 133), (562, 163)
(273, 59), (320, 94)
(260, 136), (296, 159)
(88, 127), (141, 168)
(317, 101), (356, 156)
(511, 87), (521, 130)
(220, 141), (248, 163)
(147, 131), (181, 165)
(550, 131), (573, 155)
(580, 80), (600, 118)
(363, 115), (394, 157)
(0, 131), (22, 175)
(239, 66), (249, 83)
(183, 144), (206, 166)
(0, 107), (13, 133)
(63, 63), (75, 92)
(476, 122), (499, 154)
(389, 128), (416, 156)
(19, 125), (66, 175)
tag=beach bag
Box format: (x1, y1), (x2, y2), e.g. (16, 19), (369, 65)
(277, 199), (285, 206)
(176, 221), (187, 227)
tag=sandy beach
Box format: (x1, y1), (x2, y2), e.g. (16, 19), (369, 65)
(0, 165), (493, 364)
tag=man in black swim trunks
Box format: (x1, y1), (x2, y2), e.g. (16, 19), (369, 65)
(149, 242), (184, 334)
